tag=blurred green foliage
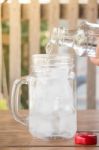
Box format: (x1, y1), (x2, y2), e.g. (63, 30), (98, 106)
(40, 20), (48, 53)
(0, 99), (8, 110)
(2, 21), (9, 33)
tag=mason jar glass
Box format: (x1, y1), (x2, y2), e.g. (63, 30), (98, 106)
(11, 54), (77, 139)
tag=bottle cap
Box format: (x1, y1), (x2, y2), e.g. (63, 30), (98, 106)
(75, 132), (97, 145)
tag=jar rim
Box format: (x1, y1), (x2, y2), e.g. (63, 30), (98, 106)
(32, 54), (73, 60)
(32, 54), (74, 66)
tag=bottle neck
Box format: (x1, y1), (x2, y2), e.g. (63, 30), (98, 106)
(50, 27), (75, 47)
(47, 24), (98, 57)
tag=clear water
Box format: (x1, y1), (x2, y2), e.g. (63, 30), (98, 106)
(28, 69), (77, 139)
(29, 109), (76, 139)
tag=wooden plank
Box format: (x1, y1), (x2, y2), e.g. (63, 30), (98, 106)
(0, 110), (99, 147)
(0, 4), (2, 97)
(9, 0), (21, 93)
(1, 148), (99, 150)
(86, 0), (97, 109)
(66, 0), (79, 80)
(1, 110), (99, 132)
(28, 0), (40, 72)
(67, 0), (79, 29)
(48, 0), (60, 32)
(67, 0), (78, 57)
(66, 1), (79, 112)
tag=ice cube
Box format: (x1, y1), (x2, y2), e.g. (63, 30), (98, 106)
(58, 107), (77, 138)
(29, 112), (54, 138)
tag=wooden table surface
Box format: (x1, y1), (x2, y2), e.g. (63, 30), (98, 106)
(0, 110), (99, 150)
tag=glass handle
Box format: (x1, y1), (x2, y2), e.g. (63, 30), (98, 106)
(11, 76), (30, 126)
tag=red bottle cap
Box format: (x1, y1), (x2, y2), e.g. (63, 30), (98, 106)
(75, 132), (97, 145)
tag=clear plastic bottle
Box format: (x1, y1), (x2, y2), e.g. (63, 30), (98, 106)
(46, 21), (99, 57)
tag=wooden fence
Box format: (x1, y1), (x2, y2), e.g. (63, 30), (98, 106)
(0, 0), (98, 109)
